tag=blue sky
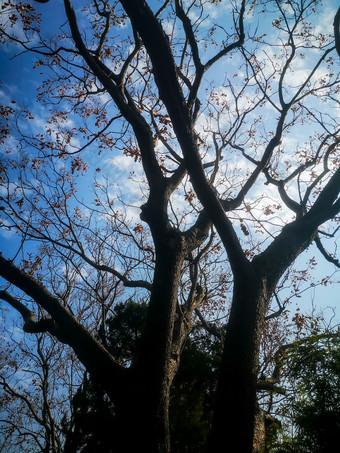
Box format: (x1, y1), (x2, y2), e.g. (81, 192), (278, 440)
(0, 0), (339, 324)
(0, 3), (339, 451)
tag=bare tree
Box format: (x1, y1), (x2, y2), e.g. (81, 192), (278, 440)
(0, 0), (339, 451)
(0, 323), (74, 453)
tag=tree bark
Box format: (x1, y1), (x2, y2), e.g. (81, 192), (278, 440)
(109, 232), (186, 452)
(208, 273), (268, 452)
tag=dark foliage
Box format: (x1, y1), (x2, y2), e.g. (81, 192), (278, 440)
(63, 301), (224, 452)
(272, 331), (340, 453)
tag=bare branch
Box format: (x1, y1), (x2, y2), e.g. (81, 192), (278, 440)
(194, 308), (224, 341)
(0, 254), (125, 391)
(314, 235), (340, 268)
(204, 0), (246, 71)
(62, 0), (164, 191)
(0, 290), (68, 342)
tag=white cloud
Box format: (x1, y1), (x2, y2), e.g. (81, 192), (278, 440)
(0, 89), (12, 104)
(107, 154), (135, 171)
(125, 205), (141, 223)
(315, 4), (338, 35)
(23, 111), (81, 151)
(0, 220), (16, 239)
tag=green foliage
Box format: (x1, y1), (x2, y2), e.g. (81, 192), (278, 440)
(63, 300), (223, 452)
(170, 327), (223, 452)
(271, 330), (340, 453)
(101, 298), (148, 366)
(62, 377), (116, 453)
(62, 299), (147, 452)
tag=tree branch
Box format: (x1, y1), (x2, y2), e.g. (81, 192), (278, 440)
(195, 308), (224, 341)
(62, 0), (164, 192)
(314, 234), (340, 268)
(255, 166), (340, 284)
(204, 0), (246, 71)
(120, 0), (251, 278)
(0, 254), (125, 396)
(256, 380), (285, 395)
(0, 376), (46, 428)
(305, 166), (340, 225)
(0, 290), (69, 343)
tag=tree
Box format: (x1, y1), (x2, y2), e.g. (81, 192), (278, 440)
(269, 324), (340, 453)
(0, 323), (73, 453)
(0, 0), (339, 451)
(62, 300), (223, 453)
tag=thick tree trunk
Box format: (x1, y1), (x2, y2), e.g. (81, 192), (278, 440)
(110, 374), (172, 453)
(253, 405), (266, 453)
(208, 277), (268, 452)
(112, 233), (185, 452)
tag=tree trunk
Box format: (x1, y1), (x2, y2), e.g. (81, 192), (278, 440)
(112, 233), (186, 452)
(110, 374), (171, 453)
(208, 277), (268, 452)
(253, 405), (266, 453)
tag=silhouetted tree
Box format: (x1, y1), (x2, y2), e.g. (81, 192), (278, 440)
(0, 1), (339, 451)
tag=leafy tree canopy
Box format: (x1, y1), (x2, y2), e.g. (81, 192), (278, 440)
(272, 328), (340, 453)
